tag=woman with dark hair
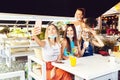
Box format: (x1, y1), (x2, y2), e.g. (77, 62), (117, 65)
(71, 8), (86, 40)
(61, 24), (81, 60)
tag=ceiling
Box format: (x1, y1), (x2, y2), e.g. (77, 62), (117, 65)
(0, 0), (119, 18)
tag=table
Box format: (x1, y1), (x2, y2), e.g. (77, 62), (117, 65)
(52, 54), (120, 80)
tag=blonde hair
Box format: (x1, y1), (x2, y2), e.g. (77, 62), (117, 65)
(45, 24), (60, 43)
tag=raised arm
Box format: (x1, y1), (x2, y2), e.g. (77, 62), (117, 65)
(32, 21), (46, 47)
(61, 39), (69, 60)
(90, 29), (104, 47)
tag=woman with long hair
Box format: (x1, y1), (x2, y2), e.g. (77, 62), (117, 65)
(61, 24), (81, 60)
(80, 27), (104, 57)
(32, 22), (72, 80)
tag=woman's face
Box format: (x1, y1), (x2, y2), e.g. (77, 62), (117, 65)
(47, 25), (57, 36)
(82, 31), (88, 37)
(67, 27), (74, 38)
(74, 10), (83, 20)
(81, 28), (89, 39)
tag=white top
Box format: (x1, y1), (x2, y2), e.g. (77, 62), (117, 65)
(75, 25), (82, 39)
(52, 54), (120, 80)
(42, 40), (61, 62)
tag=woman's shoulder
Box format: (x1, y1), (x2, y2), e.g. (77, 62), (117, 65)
(80, 22), (86, 28)
(61, 39), (67, 46)
(61, 39), (67, 43)
(70, 21), (78, 26)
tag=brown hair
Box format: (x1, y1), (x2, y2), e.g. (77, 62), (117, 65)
(77, 8), (86, 18)
(64, 24), (78, 52)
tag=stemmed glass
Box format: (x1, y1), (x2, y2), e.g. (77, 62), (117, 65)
(84, 32), (89, 53)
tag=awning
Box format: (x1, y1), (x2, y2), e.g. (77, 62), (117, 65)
(102, 2), (120, 16)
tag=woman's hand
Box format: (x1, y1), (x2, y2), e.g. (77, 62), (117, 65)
(89, 29), (97, 36)
(73, 46), (81, 57)
(51, 67), (56, 79)
(83, 42), (88, 49)
(73, 47), (79, 56)
(32, 27), (41, 36)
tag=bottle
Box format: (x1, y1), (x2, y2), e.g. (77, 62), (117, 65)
(108, 49), (111, 56)
(113, 42), (119, 52)
(108, 49), (115, 64)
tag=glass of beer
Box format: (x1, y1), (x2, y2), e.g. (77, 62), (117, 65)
(113, 46), (119, 52)
(69, 56), (76, 67)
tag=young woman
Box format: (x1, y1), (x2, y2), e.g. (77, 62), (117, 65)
(32, 22), (72, 80)
(71, 8), (86, 40)
(61, 24), (81, 60)
(80, 27), (104, 57)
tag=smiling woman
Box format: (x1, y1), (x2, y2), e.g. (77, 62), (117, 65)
(32, 20), (72, 80)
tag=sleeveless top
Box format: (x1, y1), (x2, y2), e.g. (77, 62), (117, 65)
(75, 25), (82, 39)
(64, 41), (75, 56)
(81, 39), (93, 57)
(42, 40), (61, 62)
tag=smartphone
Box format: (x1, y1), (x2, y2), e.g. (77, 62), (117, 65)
(34, 19), (42, 35)
(34, 19), (42, 27)
(55, 61), (64, 64)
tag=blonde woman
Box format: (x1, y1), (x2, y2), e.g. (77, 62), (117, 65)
(32, 22), (72, 80)
(80, 27), (104, 57)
